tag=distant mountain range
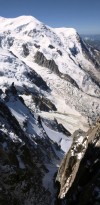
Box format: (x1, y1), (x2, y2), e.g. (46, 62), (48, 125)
(81, 34), (100, 40)
(81, 34), (100, 51)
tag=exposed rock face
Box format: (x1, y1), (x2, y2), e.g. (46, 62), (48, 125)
(32, 95), (57, 112)
(22, 43), (29, 57)
(0, 88), (60, 205)
(34, 51), (60, 75)
(48, 44), (55, 49)
(26, 69), (50, 91)
(34, 51), (79, 88)
(56, 119), (100, 205)
(34, 43), (40, 48)
(0, 130), (50, 205)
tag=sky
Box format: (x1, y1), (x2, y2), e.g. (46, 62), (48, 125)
(0, 0), (100, 35)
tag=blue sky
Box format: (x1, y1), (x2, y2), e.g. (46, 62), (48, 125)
(0, 0), (100, 34)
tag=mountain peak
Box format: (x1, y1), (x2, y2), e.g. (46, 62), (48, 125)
(54, 27), (77, 35)
(0, 15), (42, 32)
(0, 15), (40, 22)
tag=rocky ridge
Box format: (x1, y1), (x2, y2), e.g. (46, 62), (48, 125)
(56, 119), (100, 205)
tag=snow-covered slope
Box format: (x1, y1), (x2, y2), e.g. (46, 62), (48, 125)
(0, 16), (100, 97)
(0, 15), (100, 205)
(0, 16), (99, 122)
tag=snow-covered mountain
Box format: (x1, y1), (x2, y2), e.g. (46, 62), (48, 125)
(0, 16), (100, 121)
(0, 16), (100, 205)
(0, 16), (100, 96)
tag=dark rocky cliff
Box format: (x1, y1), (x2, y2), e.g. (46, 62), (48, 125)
(56, 119), (100, 205)
(34, 51), (79, 89)
(0, 87), (59, 205)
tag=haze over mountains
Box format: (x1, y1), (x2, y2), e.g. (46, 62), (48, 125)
(0, 16), (100, 205)
(81, 34), (100, 51)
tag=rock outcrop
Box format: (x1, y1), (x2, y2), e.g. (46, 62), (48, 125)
(32, 95), (57, 112)
(34, 51), (79, 88)
(34, 51), (60, 75)
(56, 119), (100, 205)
